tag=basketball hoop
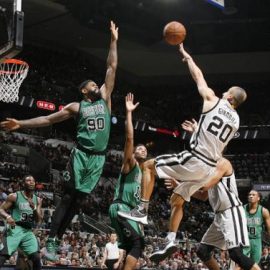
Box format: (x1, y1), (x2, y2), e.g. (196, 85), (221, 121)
(0, 59), (29, 103)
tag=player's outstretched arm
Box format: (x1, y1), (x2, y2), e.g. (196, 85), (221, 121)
(179, 44), (216, 101)
(0, 102), (79, 131)
(101, 21), (118, 110)
(122, 93), (139, 174)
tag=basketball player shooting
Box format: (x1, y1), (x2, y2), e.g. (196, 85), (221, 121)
(0, 21), (118, 261)
(166, 120), (261, 270)
(118, 42), (247, 262)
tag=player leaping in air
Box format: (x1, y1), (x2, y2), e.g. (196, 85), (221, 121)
(118, 43), (247, 261)
(1, 21), (118, 261)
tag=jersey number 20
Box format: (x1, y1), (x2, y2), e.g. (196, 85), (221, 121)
(207, 116), (233, 143)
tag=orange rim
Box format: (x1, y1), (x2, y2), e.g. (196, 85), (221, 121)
(0, 58), (29, 74)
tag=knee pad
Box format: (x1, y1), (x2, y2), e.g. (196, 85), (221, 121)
(128, 237), (144, 259)
(197, 244), (214, 262)
(228, 247), (254, 270)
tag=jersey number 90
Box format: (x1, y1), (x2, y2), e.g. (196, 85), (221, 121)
(87, 117), (105, 131)
(21, 213), (34, 222)
(207, 116), (233, 143)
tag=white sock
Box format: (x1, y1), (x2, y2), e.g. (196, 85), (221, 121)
(166, 232), (176, 241)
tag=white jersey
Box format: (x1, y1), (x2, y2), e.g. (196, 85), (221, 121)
(190, 99), (239, 166)
(208, 172), (242, 212)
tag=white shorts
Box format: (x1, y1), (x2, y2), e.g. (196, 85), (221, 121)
(201, 206), (249, 250)
(155, 150), (216, 201)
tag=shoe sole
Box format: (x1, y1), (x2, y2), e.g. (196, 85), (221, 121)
(117, 211), (148, 225)
(149, 245), (178, 263)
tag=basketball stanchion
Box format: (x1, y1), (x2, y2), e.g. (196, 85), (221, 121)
(0, 59), (29, 103)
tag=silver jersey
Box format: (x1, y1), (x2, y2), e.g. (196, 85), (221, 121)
(208, 173), (242, 212)
(190, 99), (239, 166)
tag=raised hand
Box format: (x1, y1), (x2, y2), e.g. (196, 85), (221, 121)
(0, 118), (20, 131)
(179, 43), (190, 62)
(110, 20), (118, 41)
(181, 118), (198, 134)
(125, 93), (139, 112)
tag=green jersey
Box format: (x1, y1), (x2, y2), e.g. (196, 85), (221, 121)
(244, 204), (263, 239)
(12, 191), (38, 229)
(77, 99), (111, 152)
(114, 164), (142, 208)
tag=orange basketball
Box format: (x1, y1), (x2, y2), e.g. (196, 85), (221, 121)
(163, 21), (186, 46)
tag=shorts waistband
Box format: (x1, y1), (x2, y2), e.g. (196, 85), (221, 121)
(191, 151), (216, 167)
(76, 144), (106, 155)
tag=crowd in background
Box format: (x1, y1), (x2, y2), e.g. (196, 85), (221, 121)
(1, 131), (270, 268)
(0, 44), (270, 269)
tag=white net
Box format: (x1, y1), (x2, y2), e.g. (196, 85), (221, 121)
(0, 59), (29, 103)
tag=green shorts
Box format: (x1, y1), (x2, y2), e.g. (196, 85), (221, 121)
(1, 225), (39, 256)
(243, 238), (262, 264)
(63, 147), (105, 193)
(109, 203), (144, 253)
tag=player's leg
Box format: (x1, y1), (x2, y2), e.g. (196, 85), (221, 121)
(140, 158), (157, 209)
(151, 178), (208, 263)
(56, 190), (88, 239)
(45, 189), (75, 261)
(110, 203), (144, 270)
(48, 190), (75, 238)
(27, 252), (41, 270)
(15, 249), (31, 270)
(0, 234), (11, 266)
(149, 192), (185, 263)
(48, 150), (78, 239)
(118, 158), (156, 225)
(45, 149), (87, 260)
(196, 212), (227, 270)
(197, 244), (219, 270)
(222, 206), (258, 270)
(228, 247), (259, 270)
(124, 255), (138, 270)
(120, 218), (144, 270)
(0, 226), (23, 265)
(118, 151), (196, 224)
(250, 240), (262, 264)
(19, 230), (40, 270)
(169, 193), (185, 233)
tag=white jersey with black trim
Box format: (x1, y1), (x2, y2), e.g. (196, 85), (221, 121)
(208, 172), (242, 213)
(190, 99), (239, 166)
